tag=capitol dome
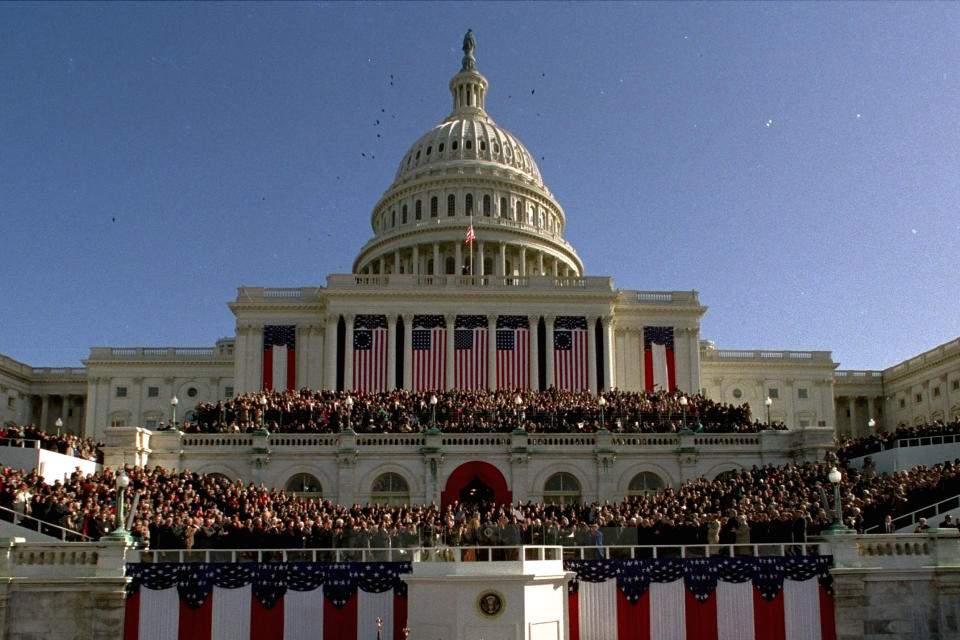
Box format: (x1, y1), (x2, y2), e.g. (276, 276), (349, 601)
(352, 31), (583, 279)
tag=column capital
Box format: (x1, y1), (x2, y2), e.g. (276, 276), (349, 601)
(527, 314), (540, 327)
(445, 313), (456, 324)
(545, 314), (556, 324)
(343, 313), (355, 324)
(386, 313), (399, 325)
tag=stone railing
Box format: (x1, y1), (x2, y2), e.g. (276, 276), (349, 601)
(835, 370), (884, 380)
(326, 273), (614, 292)
(86, 346), (233, 361)
(233, 287), (325, 302)
(700, 349), (834, 362)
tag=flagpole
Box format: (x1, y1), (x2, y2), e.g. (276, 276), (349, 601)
(469, 212), (474, 278)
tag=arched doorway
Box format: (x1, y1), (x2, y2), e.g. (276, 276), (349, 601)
(441, 461), (511, 508)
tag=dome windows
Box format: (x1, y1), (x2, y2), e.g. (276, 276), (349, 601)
(430, 197), (438, 218)
(465, 193), (473, 216)
(465, 139), (473, 150)
(493, 142), (500, 154)
(439, 143), (445, 153)
(415, 149), (421, 160)
(426, 145), (432, 156)
(401, 205), (407, 225)
(480, 140), (486, 152)
(500, 197), (508, 218)
(447, 194), (456, 216)
(483, 195), (491, 217)
(452, 140), (459, 151)
(415, 200), (422, 221)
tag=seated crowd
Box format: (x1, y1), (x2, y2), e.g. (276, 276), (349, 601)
(183, 387), (785, 436)
(3, 454), (959, 550)
(0, 424), (102, 463)
(837, 420), (960, 462)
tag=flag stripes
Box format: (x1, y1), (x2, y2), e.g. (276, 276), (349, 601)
(554, 316), (588, 391)
(412, 315), (446, 391)
(455, 315), (488, 390)
(353, 315), (388, 392)
(643, 326), (676, 391)
(496, 315), (530, 390)
(263, 325), (296, 391)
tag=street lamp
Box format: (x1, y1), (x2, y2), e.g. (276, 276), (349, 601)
(55, 417), (63, 436)
(679, 396), (688, 431)
(868, 418), (877, 433)
(765, 396), (773, 428)
(514, 394), (523, 428)
(345, 395), (355, 431)
(828, 466), (851, 532)
(170, 395), (179, 426)
(429, 394), (437, 429)
(599, 396), (607, 432)
(103, 470), (134, 544)
(259, 395), (268, 428)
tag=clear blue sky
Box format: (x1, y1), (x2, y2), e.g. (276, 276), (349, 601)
(2, 2), (957, 371)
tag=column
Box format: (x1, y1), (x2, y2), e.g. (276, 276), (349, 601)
(487, 314), (497, 390)
(455, 242), (462, 275)
(478, 242), (485, 277)
(343, 315), (355, 391)
(234, 325), (249, 394)
(248, 325), (264, 391)
(848, 396), (858, 437)
(412, 245), (419, 275)
(308, 325), (325, 390)
(552, 259), (558, 277)
(528, 315), (540, 391)
(433, 243), (440, 275)
(545, 316), (555, 390)
(499, 242), (506, 277)
(378, 256), (385, 275)
(403, 315), (414, 390)
(296, 325), (310, 389)
(586, 316), (598, 395)
(60, 395), (71, 433)
(866, 396), (875, 432)
(520, 247), (527, 277)
(537, 251), (544, 276)
(392, 250), (399, 274)
(445, 314), (455, 391)
(40, 395), (49, 431)
(325, 315), (339, 391)
(387, 314), (398, 390)
(603, 316), (616, 392)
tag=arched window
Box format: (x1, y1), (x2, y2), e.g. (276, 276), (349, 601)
(445, 256), (456, 274)
(447, 194), (456, 217)
(465, 194), (473, 216)
(543, 472), (581, 504)
(483, 195), (491, 217)
(401, 206), (407, 224)
(430, 197), (438, 218)
(415, 200), (422, 220)
(500, 197), (508, 218)
(286, 473), (323, 499)
(465, 139), (473, 150)
(483, 257), (493, 276)
(627, 472), (665, 497)
(371, 473), (410, 506)
(427, 259), (434, 275)
(452, 140), (459, 151)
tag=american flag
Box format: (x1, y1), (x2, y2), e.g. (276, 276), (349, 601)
(263, 325), (296, 391)
(464, 225), (475, 244)
(353, 315), (387, 392)
(455, 315), (488, 390)
(412, 315), (446, 391)
(553, 316), (588, 391)
(496, 315), (529, 390)
(643, 326), (676, 391)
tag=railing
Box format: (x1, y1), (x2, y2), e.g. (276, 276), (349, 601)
(138, 542), (828, 565)
(0, 505), (92, 542)
(87, 347), (229, 360)
(268, 434), (339, 448)
(440, 434), (509, 447)
(355, 433), (426, 447)
(835, 370), (884, 380)
(843, 432), (960, 461)
(864, 493), (960, 533)
(0, 438), (40, 449)
(701, 349), (833, 362)
(325, 274), (614, 292)
(181, 434), (255, 448)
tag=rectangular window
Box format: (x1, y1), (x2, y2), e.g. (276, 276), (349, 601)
(110, 419), (126, 427)
(915, 393), (923, 403)
(147, 386), (159, 398)
(899, 398), (906, 408)
(797, 388), (808, 399)
(145, 419), (158, 430)
(954, 380), (960, 391)
(115, 386), (127, 398)
(767, 388), (779, 399)
(934, 386), (941, 397)
(224, 386), (234, 399)
(6, 397), (14, 410)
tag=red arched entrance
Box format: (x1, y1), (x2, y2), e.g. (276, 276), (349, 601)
(441, 461), (512, 508)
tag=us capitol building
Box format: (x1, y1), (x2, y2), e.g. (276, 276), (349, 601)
(2, 33), (958, 505)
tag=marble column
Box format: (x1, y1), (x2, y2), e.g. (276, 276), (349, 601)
(433, 243), (440, 275)
(324, 315), (339, 391)
(387, 314), (398, 390)
(603, 316), (616, 392)
(343, 315), (355, 391)
(545, 316), (555, 390)
(403, 315), (414, 390)
(487, 315), (497, 390)
(40, 395), (49, 431)
(587, 317), (598, 395)
(499, 242), (506, 277)
(412, 245), (419, 275)
(528, 315), (540, 390)
(445, 314), (456, 391)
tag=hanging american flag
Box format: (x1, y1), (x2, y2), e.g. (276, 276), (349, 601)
(553, 316), (588, 391)
(464, 225), (475, 244)
(643, 326), (676, 391)
(496, 315), (530, 390)
(412, 315), (446, 391)
(263, 325), (296, 391)
(454, 315), (488, 390)
(353, 315), (388, 392)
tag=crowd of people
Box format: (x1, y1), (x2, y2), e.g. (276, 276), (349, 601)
(3, 451), (959, 550)
(836, 420), (960, 462)
(0, 424), (102, 463)
(184, 387), (785, 436)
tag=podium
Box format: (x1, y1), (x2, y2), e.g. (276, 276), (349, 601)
(403, 546), (573, 640)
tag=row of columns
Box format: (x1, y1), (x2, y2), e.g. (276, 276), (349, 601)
(363, 240), (575, 278)
(328, 313), (614, 394)
(840, 395), (881, 438)
(32, 394), (80, 433)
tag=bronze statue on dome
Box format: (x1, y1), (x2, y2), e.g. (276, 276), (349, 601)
(461, 29), (476, 71)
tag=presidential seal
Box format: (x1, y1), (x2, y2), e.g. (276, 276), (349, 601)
(477, 590), (505, 618)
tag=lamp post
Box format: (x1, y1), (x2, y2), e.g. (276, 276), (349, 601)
(598, 396), (607, 432)
(765, 396), (773, 428)
(345, 395), (355, 431)
(170, 395), (179, 427)
(259, 395), (268, 428)
(828, 466), (851, 532)
(868, 417), (877, 433)
(103, 470), (134, 544)
(55, 417), (63, 436)
(514, 394), (523, 428)
(679, 396), (688, 431)
(429, 394), (437, 430)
